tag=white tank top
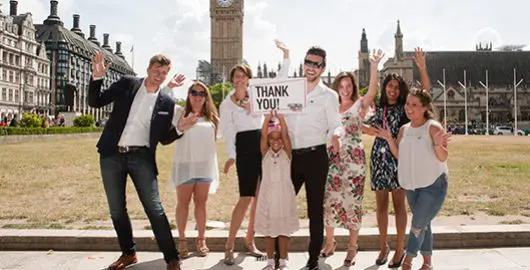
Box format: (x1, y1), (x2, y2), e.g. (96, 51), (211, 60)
(398, 119), (448, 190)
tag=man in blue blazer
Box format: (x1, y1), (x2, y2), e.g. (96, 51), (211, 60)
(89, 51), (191, 270)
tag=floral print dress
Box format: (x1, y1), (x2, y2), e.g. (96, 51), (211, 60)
(323, 100), (366, 230)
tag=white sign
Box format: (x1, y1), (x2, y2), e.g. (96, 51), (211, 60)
(248, 78), (307, 114)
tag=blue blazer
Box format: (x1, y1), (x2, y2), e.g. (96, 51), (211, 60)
(88, 75), (181, 174)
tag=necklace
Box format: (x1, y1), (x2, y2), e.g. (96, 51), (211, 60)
(271, 148), (282, 164)
(234, 91), (249, 107)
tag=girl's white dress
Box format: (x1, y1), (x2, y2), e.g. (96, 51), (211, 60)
(255, 148), (299, 237)
(170, 106), (220, 194)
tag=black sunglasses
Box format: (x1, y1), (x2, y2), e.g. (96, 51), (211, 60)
(304, 59), (324, 69)
(189, 90), (207, 97)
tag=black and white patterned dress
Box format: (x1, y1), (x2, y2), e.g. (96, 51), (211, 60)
(368, 104), (409, 191)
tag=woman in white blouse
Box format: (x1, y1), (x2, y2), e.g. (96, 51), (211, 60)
(376, 89), (451, 270)
(167, 77), (220, 259)
(220, 64), (265, 265)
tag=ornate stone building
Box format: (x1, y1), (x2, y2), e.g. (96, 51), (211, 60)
(357, 20), (530, 127)
(356, 28), (370, 88)
(35, 0), (135, 120)
(0, 1), (52, 121)
(210, 0), (244, 82)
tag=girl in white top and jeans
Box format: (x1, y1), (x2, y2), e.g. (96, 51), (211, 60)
(376, 88), (451, 270)
(166, 77), (220, 259)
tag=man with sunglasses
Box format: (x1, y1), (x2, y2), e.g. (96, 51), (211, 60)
(88, 52), (191, 270)
(275, 41), (342, 270)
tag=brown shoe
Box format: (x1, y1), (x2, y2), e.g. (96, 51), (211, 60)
(107, 254), (138, 270)
(166, 259), (182, 270)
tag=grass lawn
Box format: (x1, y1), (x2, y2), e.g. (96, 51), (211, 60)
(0, 135), (529, 229)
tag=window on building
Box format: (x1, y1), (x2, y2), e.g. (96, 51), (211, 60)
(9, 54), (13, 64)
(9, 89), (13, 102)
(9, 71), (13, 82)
(2, 70), (6, 81)
(15, 55), (19, 65)
(1, 88), (6, 101)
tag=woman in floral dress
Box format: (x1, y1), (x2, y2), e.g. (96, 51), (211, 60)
(321, 50), (384, 267)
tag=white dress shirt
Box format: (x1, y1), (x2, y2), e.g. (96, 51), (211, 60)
(278, 59), (342, 149)
(219, 92), (263, 160)
(118, 81), (160, 147)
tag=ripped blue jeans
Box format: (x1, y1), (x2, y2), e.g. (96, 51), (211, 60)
(405, 173), (448, 257)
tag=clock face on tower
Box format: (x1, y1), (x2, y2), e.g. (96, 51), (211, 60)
(217, 0), (234, 7)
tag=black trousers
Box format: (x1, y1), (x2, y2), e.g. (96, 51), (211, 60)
(275, 144), (328, 266)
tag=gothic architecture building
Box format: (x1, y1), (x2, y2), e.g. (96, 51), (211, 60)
(34, 0), (135, 121)
(358, 20), (530, 126)
(209, 0), (244, 82)
(0, 1), (51, 121)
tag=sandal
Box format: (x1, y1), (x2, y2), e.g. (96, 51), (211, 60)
(401, 260), (413, 270)
(224, 248), (235, 265)
(244, 240), (264, 258)
(195, 237), (210, 257)
(375, 244), (390, 265)
(320, 239), (337, 257)
(388, 250), (405, 268)
(343, 245), (358, 267)
(178, 239), (189, 259)
(420, 263), (433, 270)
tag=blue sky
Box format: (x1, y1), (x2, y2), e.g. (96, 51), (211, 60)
(3, 0), (530, 98)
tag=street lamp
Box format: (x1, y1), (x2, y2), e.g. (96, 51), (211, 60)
(458, 70), (468, 135)
(479, 70), (489, 135)
(437, 69), (447, 130)
(513, 68), (523, 136)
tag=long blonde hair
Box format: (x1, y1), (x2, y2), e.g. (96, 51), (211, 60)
(184, 81), (220, 135)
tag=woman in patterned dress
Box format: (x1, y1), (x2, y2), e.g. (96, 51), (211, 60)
(364, 48), (431, 267)
(321, 50), (384, 267)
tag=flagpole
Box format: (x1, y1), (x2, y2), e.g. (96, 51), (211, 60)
(130, 45), (135, 72)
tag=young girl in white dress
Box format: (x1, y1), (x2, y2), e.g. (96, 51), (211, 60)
(255, 111), (299, 270)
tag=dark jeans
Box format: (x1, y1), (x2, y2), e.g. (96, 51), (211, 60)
(100, 149), (178, 263)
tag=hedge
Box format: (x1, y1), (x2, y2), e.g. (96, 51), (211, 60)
(0, 127), (103, 136)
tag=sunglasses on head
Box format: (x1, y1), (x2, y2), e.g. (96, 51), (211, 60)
(304, 59), (324, 69)
(189, 90), (207, 97)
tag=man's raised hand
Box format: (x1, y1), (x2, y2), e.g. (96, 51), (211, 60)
(92, 51), (110, 78)
(168, 74), (186, 89)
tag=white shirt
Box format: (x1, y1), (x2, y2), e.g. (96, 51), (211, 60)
(278, 59), (342, 149)
(285, 82), (341, 149)
(170, 106), (220, 193)
(219, 92), (263, 159)
(398, 119), (449, 190)
(118, 81), (160, 147)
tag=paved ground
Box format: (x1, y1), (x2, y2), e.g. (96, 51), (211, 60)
(0, 248), (529, 270)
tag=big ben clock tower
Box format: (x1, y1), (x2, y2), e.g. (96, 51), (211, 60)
(210, 0), (244, 82)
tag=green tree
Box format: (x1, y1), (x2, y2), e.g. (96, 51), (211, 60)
(19, 113), (42, 128)
(209, 82), (232, 109)
(359, 86), (369, 96)
(359, 86), (379, 104)
(175, 98), (187, 107)
(73, 114), (96, 127)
